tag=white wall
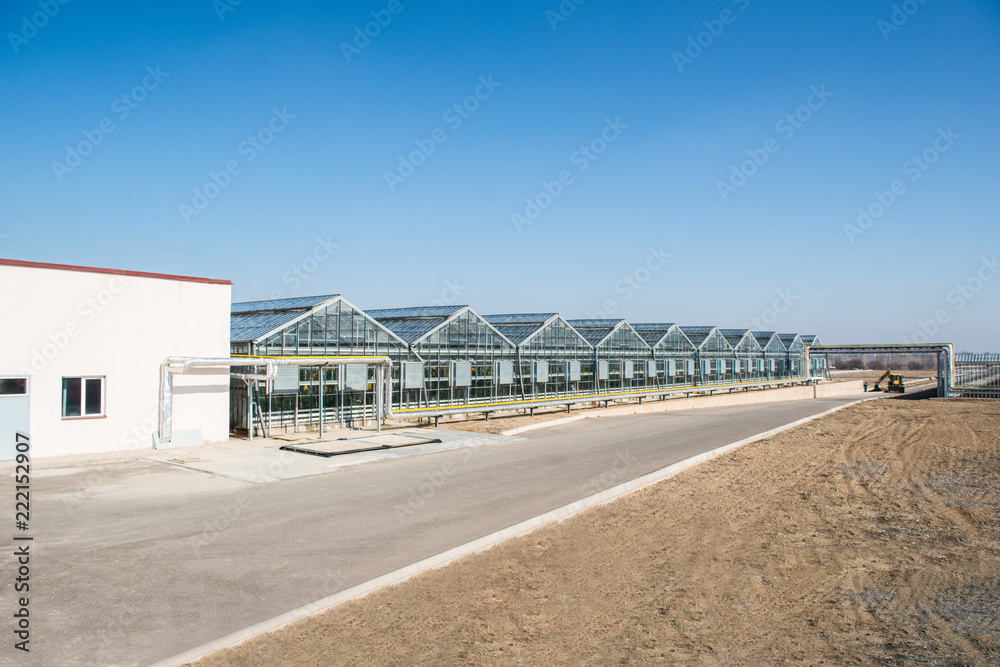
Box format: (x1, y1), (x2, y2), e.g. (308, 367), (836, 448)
(0, 262), (231, 458)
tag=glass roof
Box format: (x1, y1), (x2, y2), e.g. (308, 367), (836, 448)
(778, 333), (802, 348)
(231, 312), (307, 343)
(629, 323), (678, 349)
(631, 323), (677, 332)
(489, 324), (543, 345)
(232, 294), (339, 315)
(719, 328), (751, 347)
(366, 306), (468, 344)
(484, 313), (557, 325)
(566, 320), (626, 347)
(373, 319), (442, 344)
(366, 305), (465, 319)
(678, 326), (715, 347)
(751, 331), (777, 345)
(568, 319), (624, 328)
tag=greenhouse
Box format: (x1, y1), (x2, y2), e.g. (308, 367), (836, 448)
(679, 326), (735, 385)
(483, 313), (594, 398)
(229, 295), (416, 433)
(631, 323), (697, 387)
(778, 333), (805, 377)
(800, 335), (828, 378)
(366, 306), (518, 409)
(566, 320), (654, 392)
(719, 329), (763, 381)
(751, 331), (790, 379)
(227, 294), (827, 432)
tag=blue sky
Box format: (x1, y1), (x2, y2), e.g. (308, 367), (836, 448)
(2, 0), (998, 351)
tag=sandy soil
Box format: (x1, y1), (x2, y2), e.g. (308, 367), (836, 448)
(830, 369), (936, 383)
(193, 397), (1000, 666)
(405, 380), (880, 437)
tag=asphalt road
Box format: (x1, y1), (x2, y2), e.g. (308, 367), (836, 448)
(9, 394), (869, 666)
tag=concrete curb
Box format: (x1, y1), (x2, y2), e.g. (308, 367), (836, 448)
(153, 398), (866, 667)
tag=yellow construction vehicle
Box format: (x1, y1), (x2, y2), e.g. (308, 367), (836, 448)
(871, 370), (905, 393)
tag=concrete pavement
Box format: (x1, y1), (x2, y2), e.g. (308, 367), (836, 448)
(6, 393), (871, 666)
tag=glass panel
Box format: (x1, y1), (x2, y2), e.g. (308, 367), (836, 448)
(0, 378), (27, 395)
(85, 378), (103, 415)
(62, 378), (82, 417)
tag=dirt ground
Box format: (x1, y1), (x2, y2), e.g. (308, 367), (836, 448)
(405, 378), (886, 436)
(830, 369), (936, 383)
(193, 397), (1000, 666)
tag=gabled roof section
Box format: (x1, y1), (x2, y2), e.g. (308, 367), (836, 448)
(631, 323), (690, 350)
(231, 294), (341, 343)
(484, 313), (560, 346)
(678, 326), (716, 349)
(751, 331), (778, 347)
(368, 305), (515, 348)
(718, 328), (749, 347)
(485, 313), (558, 325)
(365, 305), (465, 319)
(778, 333), (804, 351)
(366, 305), (468, 344)
(566, 319), (627, 348)
(800, 335), (822, 346)
(232, 294), (339, 315)
(720, 329), (762, 355)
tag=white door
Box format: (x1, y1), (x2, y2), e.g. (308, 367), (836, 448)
(0, 377), (30, 461)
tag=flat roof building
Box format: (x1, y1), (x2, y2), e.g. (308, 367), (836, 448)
(0, 258), (230, 459)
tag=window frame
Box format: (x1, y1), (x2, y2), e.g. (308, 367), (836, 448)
(0, 377), (29, 397)
(61, 376), (106, 420)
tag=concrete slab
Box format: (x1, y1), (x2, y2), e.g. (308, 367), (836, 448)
(140, 429), (523, 482)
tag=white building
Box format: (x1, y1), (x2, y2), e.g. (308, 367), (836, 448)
(0, 258), (231, 459)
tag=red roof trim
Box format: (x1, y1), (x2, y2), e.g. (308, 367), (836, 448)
(0, 258), (232, 285)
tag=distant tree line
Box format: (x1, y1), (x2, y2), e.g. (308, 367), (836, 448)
(831, 354), (939, 371)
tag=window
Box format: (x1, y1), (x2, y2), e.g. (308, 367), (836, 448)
(62, 377), (104, 418)
(0, 378), (27, 395)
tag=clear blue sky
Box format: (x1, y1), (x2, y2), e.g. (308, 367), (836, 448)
(2, 0), (998, 351)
